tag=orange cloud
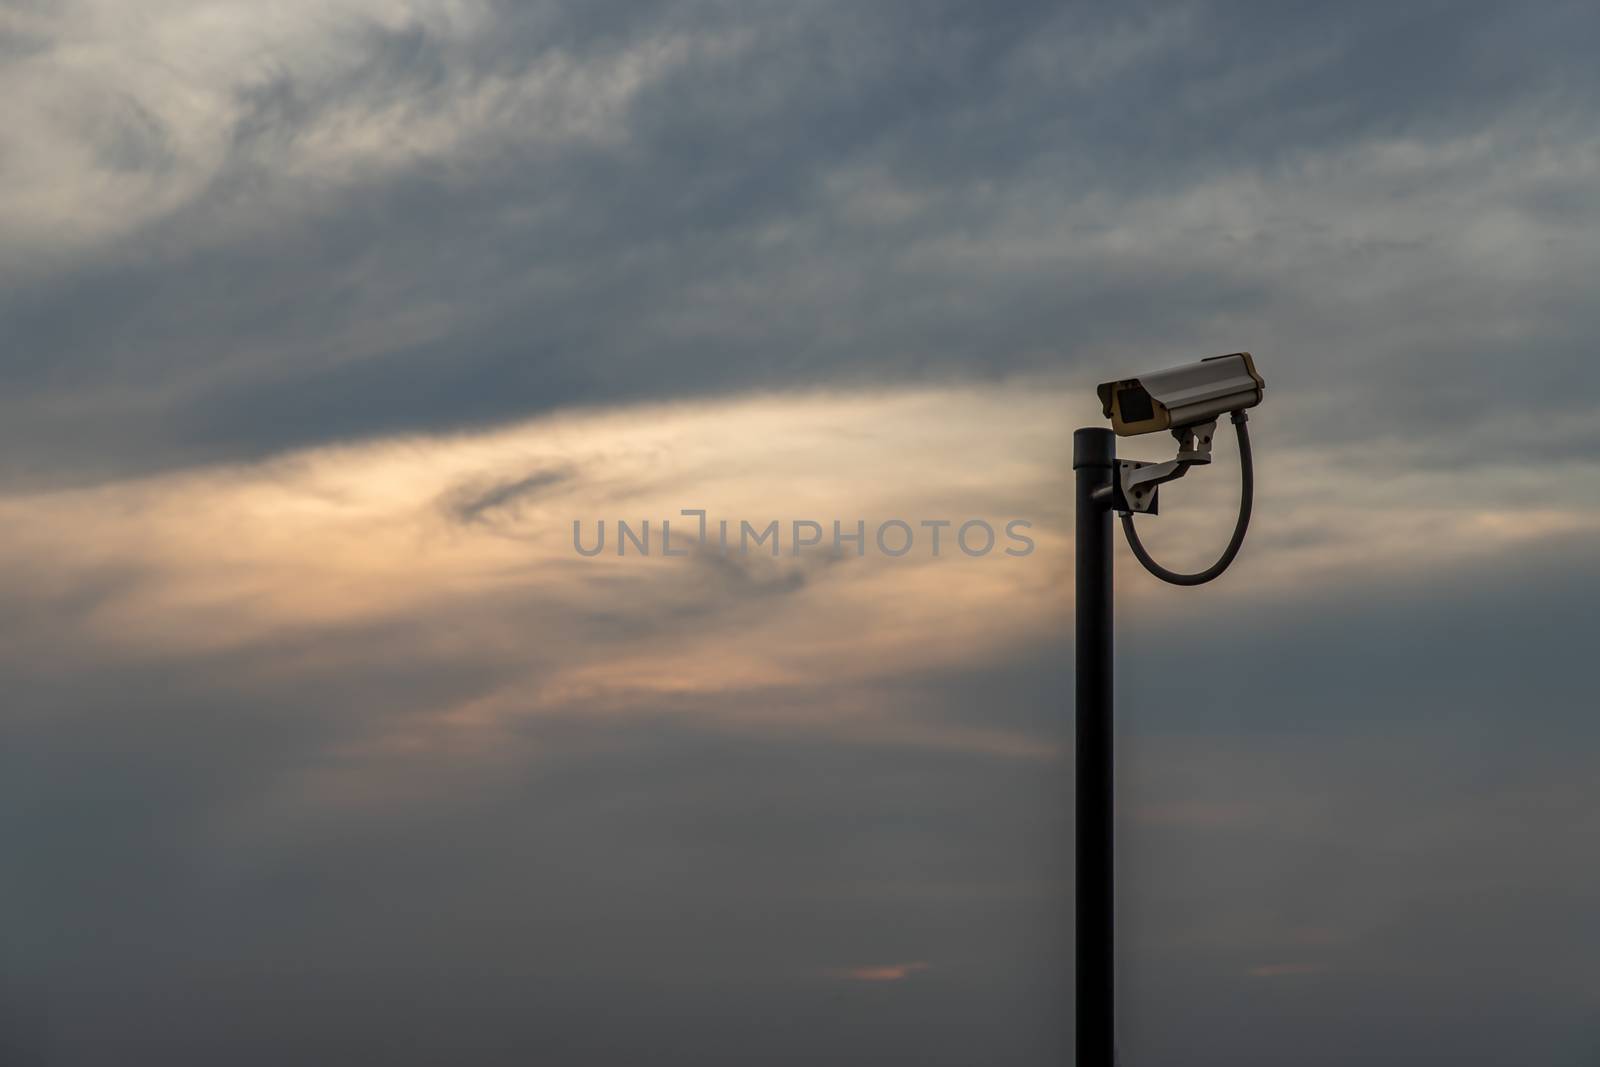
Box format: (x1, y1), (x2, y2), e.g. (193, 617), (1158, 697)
(829, 961), (932, 983)
(1, 380), (1594, 780)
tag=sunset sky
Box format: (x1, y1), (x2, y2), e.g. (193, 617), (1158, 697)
(4, 3), (1599, 1065)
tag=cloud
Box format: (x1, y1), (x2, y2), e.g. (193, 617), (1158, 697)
(442, 464), (572, 524)
(3, 1), (1600, 488)
(6, 3), (1600, 1063)
(4, 387), (1600, 1063)
(828, 961), (932, 983)
(5, 379), (1590, 742)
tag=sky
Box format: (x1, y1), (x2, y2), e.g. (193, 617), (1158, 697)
(3, 2), (1599, 1064)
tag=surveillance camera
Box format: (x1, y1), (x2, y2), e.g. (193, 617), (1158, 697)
(1096, 352), (1265, 437)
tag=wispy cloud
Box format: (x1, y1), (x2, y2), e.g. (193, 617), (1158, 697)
(829, 961), (932, 983)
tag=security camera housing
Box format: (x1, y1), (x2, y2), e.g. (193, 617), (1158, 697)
(1097, 352), (1265, 436)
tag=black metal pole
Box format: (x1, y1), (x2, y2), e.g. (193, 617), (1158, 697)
(1074, 427), (1116, 1067)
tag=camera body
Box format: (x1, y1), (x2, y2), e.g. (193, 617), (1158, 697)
(1097, 352), (1265, 436)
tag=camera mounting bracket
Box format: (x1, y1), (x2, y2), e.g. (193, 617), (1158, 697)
(1111, 419), (1218, 514)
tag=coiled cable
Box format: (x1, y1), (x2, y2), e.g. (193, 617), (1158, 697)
(1119, 411), (1253, 586)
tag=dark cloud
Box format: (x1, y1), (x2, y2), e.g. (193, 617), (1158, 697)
(5, 525), (1600, 1064)
(0, 612), (1071, 1065)
(4, 1), (1600, 485)
(444, 466), (573, 523)
(5, 4), (1600, 1064)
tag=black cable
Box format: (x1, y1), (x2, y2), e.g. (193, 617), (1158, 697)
(1120, 411), (1253, 586)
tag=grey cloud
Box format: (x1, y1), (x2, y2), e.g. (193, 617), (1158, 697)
(6, 523), (1600, 1064)
(6, 4), (1600, 1064)
(0, 596), (1069, 1065)
(684, 539), (851, 595)
(444, 465), (573, 524)
(4, 2), (1600, 485)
